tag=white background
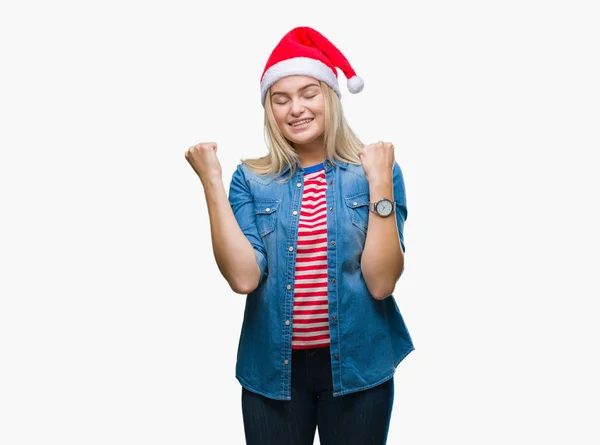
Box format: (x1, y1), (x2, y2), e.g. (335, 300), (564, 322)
(1, 0), (599, 443)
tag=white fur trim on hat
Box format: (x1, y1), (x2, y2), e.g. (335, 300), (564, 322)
(260, 57), (341, 106)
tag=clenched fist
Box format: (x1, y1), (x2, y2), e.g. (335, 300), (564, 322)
(358, 141), (395, 184)
(185, 142), (223, 184)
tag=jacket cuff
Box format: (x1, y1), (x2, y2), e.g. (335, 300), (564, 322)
(254, 249), (268, 285)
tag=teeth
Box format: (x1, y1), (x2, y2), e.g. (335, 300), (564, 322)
(291, 118), (312, 127)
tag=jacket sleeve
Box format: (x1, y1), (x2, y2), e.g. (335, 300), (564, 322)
(392, 161), (408, 253)
(227, 164), (269, 286)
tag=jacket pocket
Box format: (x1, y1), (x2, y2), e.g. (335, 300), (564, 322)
(344, 192), (370, 234)
(254, 199), (280, 237)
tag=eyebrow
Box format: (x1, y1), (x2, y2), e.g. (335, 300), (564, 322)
(271, 83), (320, 97)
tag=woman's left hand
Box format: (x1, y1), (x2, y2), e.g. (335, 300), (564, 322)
(358, 141), (395, 184)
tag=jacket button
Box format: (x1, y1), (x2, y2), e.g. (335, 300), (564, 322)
(286, 284), (292, 290)
(293, 210), (298, 216)
(330, 278), (335, 283)
(331, 315), (337, 321)
(334, 354), (339, 360)
(285, 320), (290, 326)
(297, 183), (301, 188)
(330, 241), (335, 246)
(329, 207), (334, 211)
(284, 359), (289, 365)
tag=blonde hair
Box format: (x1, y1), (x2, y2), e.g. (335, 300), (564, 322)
(241, 81), (364, 182)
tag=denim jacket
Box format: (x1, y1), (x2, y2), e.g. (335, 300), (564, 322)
(227, 157), (415, 401)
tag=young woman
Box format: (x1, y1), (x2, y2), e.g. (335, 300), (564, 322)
(185, 26), (415, 445)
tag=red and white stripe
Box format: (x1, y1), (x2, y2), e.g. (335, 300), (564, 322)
(292, 168), (330, 349)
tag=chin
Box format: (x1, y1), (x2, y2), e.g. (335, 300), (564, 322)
(287, 135), (314, 145)
(285, 131), (322, 146)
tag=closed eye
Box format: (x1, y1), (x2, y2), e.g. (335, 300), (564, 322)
(273, 94), (317, 105)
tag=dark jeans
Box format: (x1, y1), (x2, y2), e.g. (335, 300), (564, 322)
(241, 346), (394, 445)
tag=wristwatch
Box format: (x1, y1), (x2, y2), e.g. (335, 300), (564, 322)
(368, 198), (395, 217)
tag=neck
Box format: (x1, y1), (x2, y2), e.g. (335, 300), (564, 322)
(294, 135), (327, 168)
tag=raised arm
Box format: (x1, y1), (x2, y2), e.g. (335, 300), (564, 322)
(185, 143), (263, 294)
(358, 142), (408, 300)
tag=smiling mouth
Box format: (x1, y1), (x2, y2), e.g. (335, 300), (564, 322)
(289, 118), (313, 127)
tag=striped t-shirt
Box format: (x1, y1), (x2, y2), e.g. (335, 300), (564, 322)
(292, 162), (330, 350)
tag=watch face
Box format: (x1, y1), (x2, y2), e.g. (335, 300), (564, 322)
(376, 199), (394, 216)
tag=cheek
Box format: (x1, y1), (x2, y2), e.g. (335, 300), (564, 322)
(316, 110), (326, 127)
(273, 110), (288, 129)
(314, 102), (326, 123)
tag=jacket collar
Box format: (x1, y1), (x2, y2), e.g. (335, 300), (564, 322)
(277, 158), (348, 178)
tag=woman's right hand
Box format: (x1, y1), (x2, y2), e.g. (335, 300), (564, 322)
(184, 142), (223, 184)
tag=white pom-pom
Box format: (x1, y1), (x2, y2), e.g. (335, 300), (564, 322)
(347, 75), (364, 94)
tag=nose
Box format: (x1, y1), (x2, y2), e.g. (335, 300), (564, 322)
(290, 98), (305, 116)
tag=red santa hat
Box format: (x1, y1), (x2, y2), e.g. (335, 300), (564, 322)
(260, 26), (364, 106)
